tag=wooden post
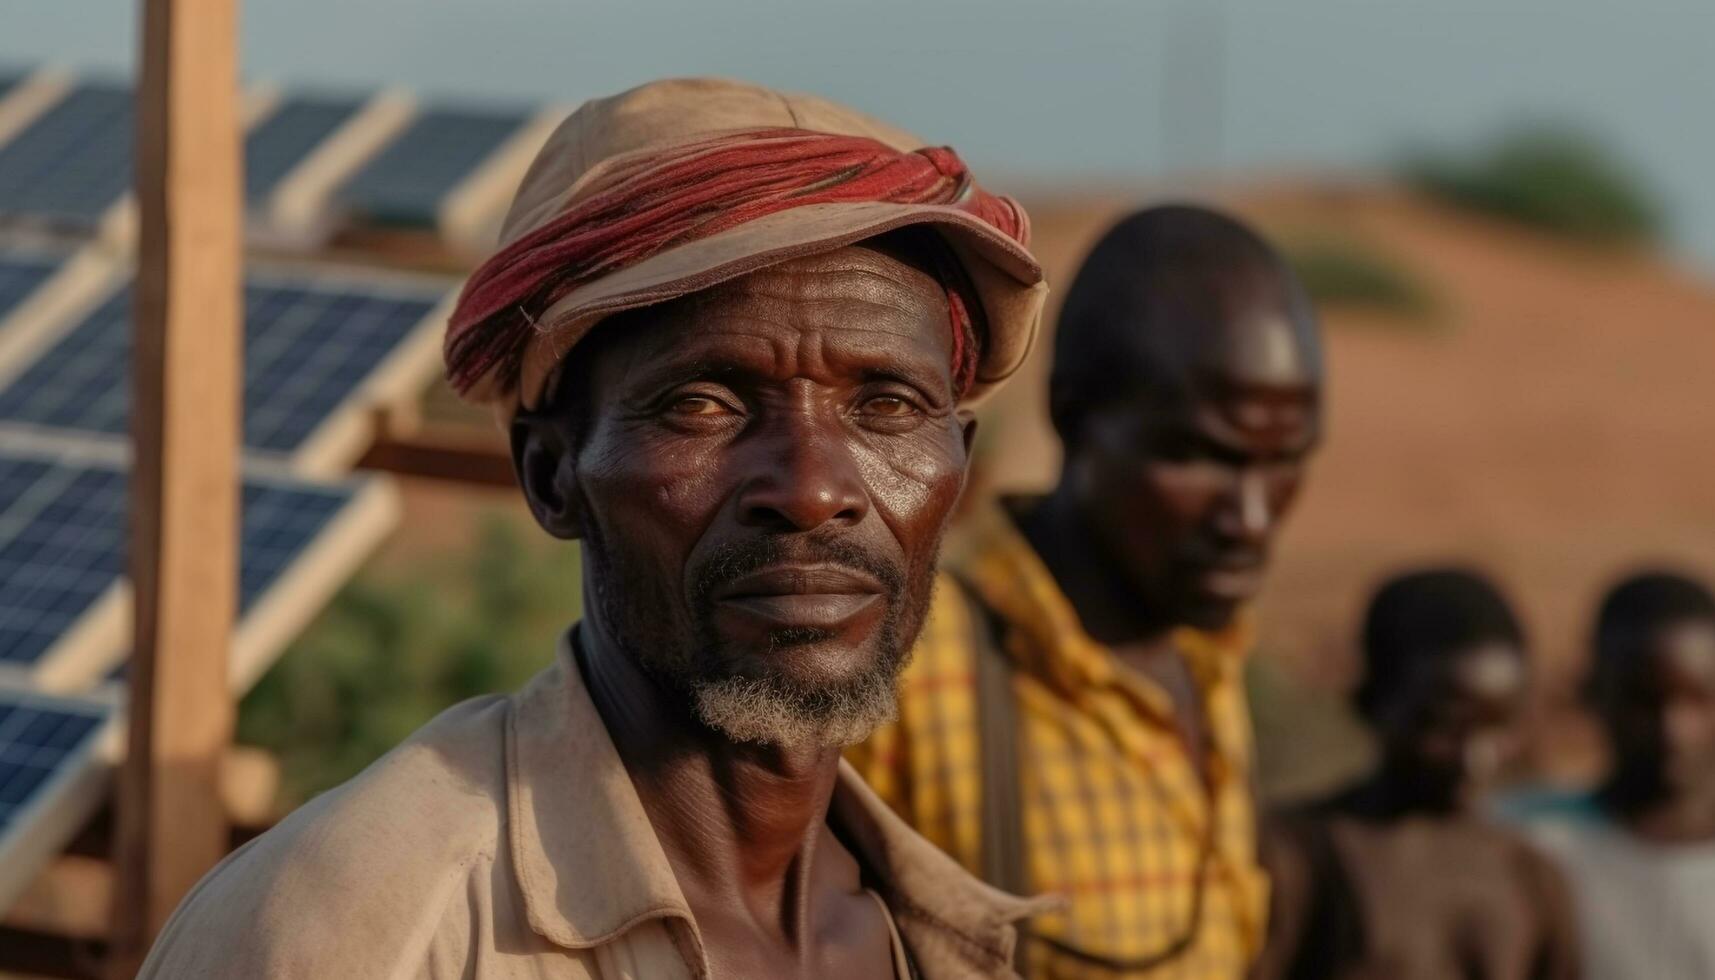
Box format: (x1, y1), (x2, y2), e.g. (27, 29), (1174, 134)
(108, 0), (243, 974)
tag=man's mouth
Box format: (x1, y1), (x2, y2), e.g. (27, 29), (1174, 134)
(1192, 558), (1266, 601)
(711, 565), (885, 629)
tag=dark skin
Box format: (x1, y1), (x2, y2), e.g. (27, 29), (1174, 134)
(1021, 284), (1320, 768)
(512, 244), (975, 979)
(1349, 642), (1529, 818)
(1597, 617), (1715, 843)
(1256, 643), (1582, 980)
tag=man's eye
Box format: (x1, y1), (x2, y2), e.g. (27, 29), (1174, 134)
(668, 396), (730, 416)
(861, 395), (918, 417)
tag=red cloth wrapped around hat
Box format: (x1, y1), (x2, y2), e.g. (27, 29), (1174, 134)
(444, 128), (1031, 406)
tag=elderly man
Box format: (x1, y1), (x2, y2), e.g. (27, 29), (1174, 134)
(140, 78), (1049, 979)
(852, 205), (1323, 977)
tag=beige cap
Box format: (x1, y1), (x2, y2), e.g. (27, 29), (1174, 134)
(469, 77), (1047, 412)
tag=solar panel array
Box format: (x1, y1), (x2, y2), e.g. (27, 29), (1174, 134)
(334, 106), (528, 226)
(0, 73), (539, 237)
(0, 270), (441, 455)
(0, 83), (134, 228)
(0, 67), (491, 914)
(0, 448), (363, 679)
(244, 94), (364, 204)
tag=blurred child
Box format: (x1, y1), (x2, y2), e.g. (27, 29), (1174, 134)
(1259, 568), (1578, 980)
(1517, 571), (1715, 978)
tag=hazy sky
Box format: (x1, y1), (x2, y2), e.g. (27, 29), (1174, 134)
(8, 0), (1714, 268)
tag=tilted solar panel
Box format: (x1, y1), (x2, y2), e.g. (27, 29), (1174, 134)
(0, 272), (445, 458)
(0, 83), (132, 228)
(245, 95), (364, 204)
(0, 251), (58, 323)
(0, 446), (395, 690)
(335, 105), (528, 226)
(0, 687), (116, 910)
(0, 691), (110, 837)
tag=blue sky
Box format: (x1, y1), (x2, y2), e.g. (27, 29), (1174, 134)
(9, 0), (1714, 267)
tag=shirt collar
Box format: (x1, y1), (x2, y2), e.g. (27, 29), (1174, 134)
(959, 499), (1254, 708)
(506, 632), (1051, 972)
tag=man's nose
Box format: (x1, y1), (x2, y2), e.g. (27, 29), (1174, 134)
(735, 415), (869, 532)
(1212, 466), (1273, 545)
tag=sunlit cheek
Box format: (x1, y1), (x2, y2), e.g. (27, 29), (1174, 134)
(851, 425), (967, 535)
(579, 428), (726, 544)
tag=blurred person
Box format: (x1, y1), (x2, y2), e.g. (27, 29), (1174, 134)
(139, 78), (1055, 980)
(851, 205), (1323, 977)
(1514, 571), (1715, 979)
(1258, 568), (1579, 980)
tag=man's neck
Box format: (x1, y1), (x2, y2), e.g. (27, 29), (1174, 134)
(1016, 488), (1177, 657)
(576, 625), (857, 945)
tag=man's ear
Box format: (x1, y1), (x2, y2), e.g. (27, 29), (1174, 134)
(510, 411), (585, 540)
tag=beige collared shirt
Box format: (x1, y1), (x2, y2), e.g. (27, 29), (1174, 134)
(141, 635), (1043, 979)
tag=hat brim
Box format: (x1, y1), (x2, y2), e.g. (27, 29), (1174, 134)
(514, 201), (1047, 415)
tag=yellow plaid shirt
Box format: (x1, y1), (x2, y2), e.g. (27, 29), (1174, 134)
(850, 505), (1269, 979)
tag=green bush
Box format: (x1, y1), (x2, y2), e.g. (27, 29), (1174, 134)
(238, 515), (583, 806)
(1404, 127), (1662, 245)
(1285, 237), (1438, 320)
(1246, 657), (1373, 804)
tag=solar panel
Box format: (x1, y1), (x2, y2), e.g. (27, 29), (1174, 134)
(245, 95), (364, 204)
(0, 272), (444, 457)
(0, 251), (58, 323)
(0, 83), (132, 228)
(335, 105), (528, 226)
(0, 446), (386, 689)
(0, 690), (111, 839)
(0, 688), (115, 910)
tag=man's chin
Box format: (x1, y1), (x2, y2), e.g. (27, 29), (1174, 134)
(1177, 595), (1245, 633)
(689, 670), (900, 749)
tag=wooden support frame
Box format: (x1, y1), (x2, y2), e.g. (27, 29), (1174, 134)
(107, 0), (243, 974)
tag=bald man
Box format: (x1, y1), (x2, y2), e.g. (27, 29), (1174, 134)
(851, 205), (1324, 978)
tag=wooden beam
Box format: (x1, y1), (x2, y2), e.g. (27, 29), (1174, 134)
(108, 0), (243, 974)
(359, 420), (517, 488)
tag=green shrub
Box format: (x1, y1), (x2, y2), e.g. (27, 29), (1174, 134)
(1246, 657), (1373, 804)
(1285, 237), (1438, 320)
(238, 515), (582, 806)
(1404, 127), (1661, 245)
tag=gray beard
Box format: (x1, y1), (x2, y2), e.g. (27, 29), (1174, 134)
(581, 520), (927, 750)
(689, 668), (900, 749)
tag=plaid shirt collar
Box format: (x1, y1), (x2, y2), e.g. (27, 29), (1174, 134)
(958, 499), (1255, 737)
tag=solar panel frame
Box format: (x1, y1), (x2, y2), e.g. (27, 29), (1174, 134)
(0, 264), (452, 471)
(0, 686), (118, 913)
(335, 104), (530, 228)
(0, 443), (400, 693)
